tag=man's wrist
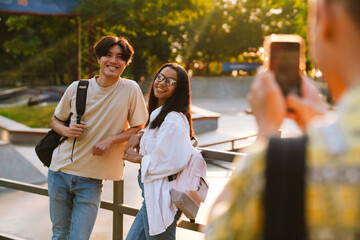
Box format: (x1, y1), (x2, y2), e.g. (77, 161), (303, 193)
(108, 135), (117, 145)
(62, 125), (70, 138)
(137, 155), (143, 163)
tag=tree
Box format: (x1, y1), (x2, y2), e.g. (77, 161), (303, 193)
(76, 0), (210, 81)
(177, 0), (264, 75)
(0, 13), (77, 86)
(0, 0), (309, 86)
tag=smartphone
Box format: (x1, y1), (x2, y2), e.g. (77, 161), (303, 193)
(263, 34), (306, 96)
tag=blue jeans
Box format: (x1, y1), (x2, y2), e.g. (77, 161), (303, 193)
(126, 170), (181, 240)
(48, 170), (103, 240)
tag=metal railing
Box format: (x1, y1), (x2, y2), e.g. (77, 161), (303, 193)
(0, 147), (245, 240)
(199, 134), (257, 150)
(198, 130), (284, 151)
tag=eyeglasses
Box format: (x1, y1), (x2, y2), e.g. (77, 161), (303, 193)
(155, 73), (177, 86)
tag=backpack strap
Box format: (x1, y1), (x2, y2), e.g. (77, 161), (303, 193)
(167, 137), (198, 182)
(70, 80), (89, 161)
(76, 80), (89, 123)
(264, 135), (307, 240)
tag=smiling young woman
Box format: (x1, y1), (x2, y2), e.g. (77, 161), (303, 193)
(123, 63), (195, 239)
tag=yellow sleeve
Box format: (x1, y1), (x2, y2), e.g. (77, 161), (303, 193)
(206, 141), (268, 240)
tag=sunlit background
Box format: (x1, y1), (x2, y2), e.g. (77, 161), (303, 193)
(0, 0), (311, 87)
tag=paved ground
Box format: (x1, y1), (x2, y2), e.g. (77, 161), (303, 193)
(0, 97), (301, 240)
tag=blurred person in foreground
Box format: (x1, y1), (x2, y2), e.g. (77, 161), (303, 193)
(206, 0), (360, 239)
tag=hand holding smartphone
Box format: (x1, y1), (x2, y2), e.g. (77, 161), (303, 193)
(263, 34), (306, 96)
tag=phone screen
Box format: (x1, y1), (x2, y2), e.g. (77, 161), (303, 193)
(270, 42), (301, 95)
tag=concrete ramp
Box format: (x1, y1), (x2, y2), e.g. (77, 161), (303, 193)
(0, 141), (46, 188)
(192, 105), (220, 133)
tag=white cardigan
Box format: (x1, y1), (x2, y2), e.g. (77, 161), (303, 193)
(139, 106), (193, 235)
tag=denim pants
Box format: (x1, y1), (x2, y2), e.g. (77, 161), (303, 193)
(48, 169), (103, 240)
(126, 170), (181, 240)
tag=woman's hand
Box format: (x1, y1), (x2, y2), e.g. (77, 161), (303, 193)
(124, 132), (144, 153)
(122, 148), (143, 164)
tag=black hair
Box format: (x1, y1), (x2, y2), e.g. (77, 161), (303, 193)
(146, 63), (194, 138)
(328, 0), (360, 28)
(94, 36), (134, 65)
(343, 0), (360, 27)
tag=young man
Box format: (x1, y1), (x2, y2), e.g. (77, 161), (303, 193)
(48, 36), (148, 239)
(207, 0), (360, 239)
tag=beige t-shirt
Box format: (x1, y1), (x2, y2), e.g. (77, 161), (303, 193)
(50, 77), (148, 180)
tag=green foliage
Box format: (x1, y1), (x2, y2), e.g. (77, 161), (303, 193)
(179, 0), (307, 76)
(208, 62), (223, 75)
(73, 0), (210, 80)
(0, 0), (309, 83)
(0, 104), (57, 128)
(0, 14), (77, 86)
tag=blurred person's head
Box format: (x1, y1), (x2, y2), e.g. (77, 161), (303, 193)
(308, 0), (360, 101)
(146, 63), (194, 137)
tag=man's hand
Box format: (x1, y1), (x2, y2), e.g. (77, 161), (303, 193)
(65, 121), (88, 139)
(124, 132), (144, 153)
(286, 76), (328, 130)
(122, 148), (142, 164)
(92, 136), (114, 156)
(247, 67), (286, 139)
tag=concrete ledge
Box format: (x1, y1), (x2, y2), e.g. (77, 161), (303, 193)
(7, 130), (48, 145)
(191, 105), (220, 133)
(0, 115), (31, 131)
(0, 140), (10, 146)
(192, 105), (220, 119)
(0, 86), (29, 101)
(0, 232), (27, 240)
(0, 115), (49, 145)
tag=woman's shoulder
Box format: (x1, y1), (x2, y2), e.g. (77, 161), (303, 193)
(165, 111), (185, 119)
(164, 111), (188, 126)
(158, 111), (190, 136)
